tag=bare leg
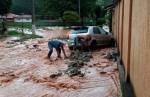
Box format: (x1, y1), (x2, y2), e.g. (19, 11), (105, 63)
(48, 45), (53, 58)
(56, 47), (61, 58)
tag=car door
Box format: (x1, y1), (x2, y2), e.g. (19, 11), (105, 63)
(92, 27), (104, 45)
(99, 27), (111, 44)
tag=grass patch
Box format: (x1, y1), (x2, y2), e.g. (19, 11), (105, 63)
(7, 22), (32, 29)
(7, 31), (23, 36)
(7, 31), (43, 41)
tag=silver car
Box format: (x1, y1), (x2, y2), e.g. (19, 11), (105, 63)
(68, 26), (115, 50)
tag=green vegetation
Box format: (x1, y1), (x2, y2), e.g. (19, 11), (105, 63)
(7, 22), (32, 28)
(63, 11), (80, 22)
(96, 0), (112, 7)
(0, 0), (12, 15)
(11, 0), (32, 14)
(10, 0), (113, 26)
(11, 0), (43, 15)
(96, 18), (106, 26)
(42, 0), (97, 20)
(7, 31), (23, 36)
(0, 0), (12, 35)
(7, 31), (43, 41)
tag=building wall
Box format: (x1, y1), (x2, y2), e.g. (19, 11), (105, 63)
(121, 0), (132, 79)
(15, 18), (32, 23)
(112, 0), (150, 97)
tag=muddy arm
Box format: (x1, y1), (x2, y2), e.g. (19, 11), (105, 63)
(61, 45), (67, 58)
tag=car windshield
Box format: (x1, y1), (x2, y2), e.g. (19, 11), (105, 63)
(71, 27), (88, 34)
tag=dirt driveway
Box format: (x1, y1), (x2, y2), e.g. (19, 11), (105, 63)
(0, 28), (121, 97)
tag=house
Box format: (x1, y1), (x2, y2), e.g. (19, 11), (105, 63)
(0, 13), (18, 22)
(107, 0), (150, 97)
(15, 15), (32, 23)
(6, 13), (18, 22)
(0, 13), (32, 23)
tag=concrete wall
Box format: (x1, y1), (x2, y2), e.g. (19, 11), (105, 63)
(112, 0), (150, 97)
(15, 18), (32, 23)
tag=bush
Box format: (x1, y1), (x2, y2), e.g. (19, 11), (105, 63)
(96, 18), (106, 26)
(7, 22), (32, 29)
(62, 11), (80, 23)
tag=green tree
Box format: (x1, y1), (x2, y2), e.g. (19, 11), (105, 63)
(42, 0), (97, 20)
(0, 0), (12, 34)
(95, 0), (112, 26)
(0, 0), (12, 15)
(63, 11), (80, 22)
(96, 0), (112, 8)
(42, 0), (75, 19)
(11, 0), (32, 14)
(11, 0), (44, 15)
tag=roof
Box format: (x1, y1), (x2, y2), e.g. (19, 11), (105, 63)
(104, 0), (121, 10)
(0, 13), (18, 19)
(6, 13), (18, 18)
(104, 3), (114, 10)
(16, 15), (32, 19)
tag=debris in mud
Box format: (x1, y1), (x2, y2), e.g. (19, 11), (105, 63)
(25, 44), (41, 51)
(104, 50), (118, 61)
(69, 50), (92, 62)
(5, 40), (25, 48)
(46, 82), (79, 90)
(41, 94), (49, 97)
(100, 71), (107, 75)
(65, 63), (84, 77)
(33, 44), (39, 48)
(25, 75), (79, 90)
(49, 70), (62, 79)
(65, 50), (92, 77)
(25, 44), (39, 49)
(0, 72), (18, 85)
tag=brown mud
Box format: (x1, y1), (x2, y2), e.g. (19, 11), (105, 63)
(0, 28), (121, 97)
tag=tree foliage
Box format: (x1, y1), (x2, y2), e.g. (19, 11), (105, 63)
(0, 0), (12, 35)
(96, 0), (112, 8)
(11, 0), (32, 14)
(63, 11), (80, 22)
(0, 0), (12, 15)
(10, 0), (112, 25)
(42, 0), (97, 19)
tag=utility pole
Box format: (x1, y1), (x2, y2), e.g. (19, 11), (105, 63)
(21, 13), (24, 34)
(32, 0), (36, 34)
(78, 0), (81, 18)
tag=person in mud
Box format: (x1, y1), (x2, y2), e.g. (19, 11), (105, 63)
(74, 35), (92, 51)
(48, 39), (67, 59)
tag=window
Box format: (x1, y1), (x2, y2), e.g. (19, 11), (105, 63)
(93, 27), (101, 34)
(100, 28), (107, 35)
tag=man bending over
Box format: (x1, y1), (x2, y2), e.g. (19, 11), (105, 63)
(48, 39), (67, 59)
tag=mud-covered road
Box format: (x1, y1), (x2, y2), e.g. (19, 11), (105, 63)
(0, 28), (121, 97)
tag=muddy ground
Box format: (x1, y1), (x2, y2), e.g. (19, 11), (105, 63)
(0, 28), (121, 97)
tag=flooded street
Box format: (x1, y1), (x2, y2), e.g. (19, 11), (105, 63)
(0, 28), (121, 97)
